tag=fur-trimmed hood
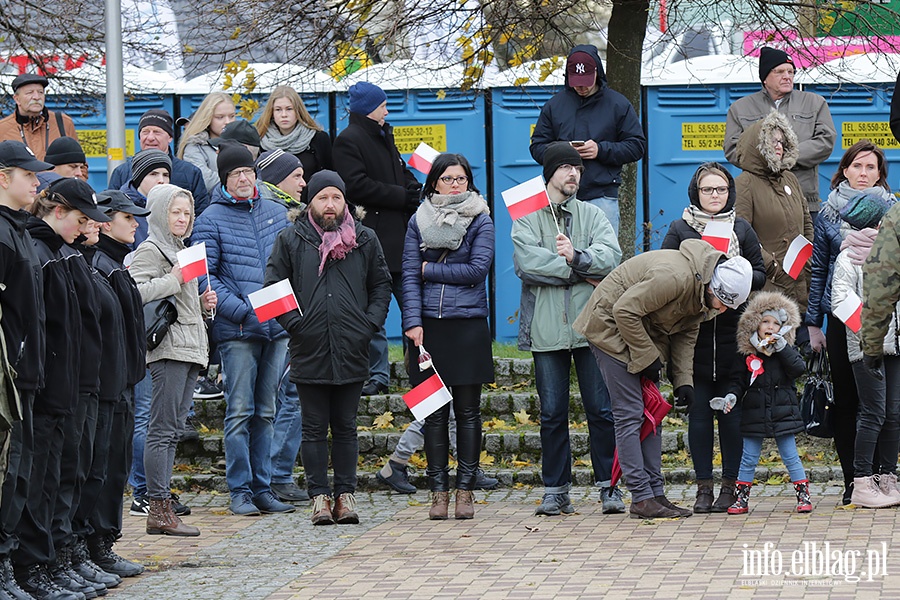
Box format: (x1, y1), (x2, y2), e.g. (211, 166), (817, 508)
(733, 110), (800, 176)
(736, 290), (801, 355)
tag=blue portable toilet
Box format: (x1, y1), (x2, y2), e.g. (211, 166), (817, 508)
(641, 54), (761, 249)
(334, 60), (489, 341)
(175, 63), (334, 137)
(487, 63), (563, 341)
(0, 65), (179, 192)
(800, 53), (900, 195)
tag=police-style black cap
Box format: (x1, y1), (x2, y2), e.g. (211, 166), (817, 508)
(11, 73), (49, 93)
(97, 190), (151, 217)
(0, 140), (54, 172)
(175, 111), (195, 128)
(48, 178), (111, 222)
(211, 119), (261, 148)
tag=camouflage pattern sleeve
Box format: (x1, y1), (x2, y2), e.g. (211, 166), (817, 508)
(861, 203), (900, 357)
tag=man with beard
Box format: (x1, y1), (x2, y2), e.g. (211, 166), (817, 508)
(0, 74), (77, 160)
(192, 142), (295, 517)
(513, 142), (623, 516)
(266, 170), (391, 525)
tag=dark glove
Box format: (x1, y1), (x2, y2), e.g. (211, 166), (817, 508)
(674, 385), (694, 409)
(406, 183), (423, 211)
(640, 358), (663, 384)
(864, 354), (884, 381)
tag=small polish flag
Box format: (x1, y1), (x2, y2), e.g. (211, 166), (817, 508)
(403, 372), (453, 421)
(176, 242), (208, 282)
(501, 176), (550, 220)
(407, 142), (440, 175)
(783, 235), (813, 280)
(834, 290), (863, 334)
(248, 279), (301, 322)
(701, 221), (733, 254)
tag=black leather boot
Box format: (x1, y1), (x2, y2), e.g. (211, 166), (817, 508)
(15, 563), (84, 600)
(87, 535), (143, 578)
(71, 540), (119, 589)
(0, 557), (33, 600)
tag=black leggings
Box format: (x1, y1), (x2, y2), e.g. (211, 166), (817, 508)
(424, 384), (481, 491)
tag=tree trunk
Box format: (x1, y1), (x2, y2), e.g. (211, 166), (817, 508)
(606, 0), (649, 259)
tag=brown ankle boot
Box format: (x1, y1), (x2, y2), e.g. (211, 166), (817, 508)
(146, 498), (200, 536)
(711, 479), (737, 513)
(429, 492), (449, 520)
(693, 480), (714, 513)
(311, 494), (335, 525)
(455, 490), (475, 520)
(332, 493), (359, 524)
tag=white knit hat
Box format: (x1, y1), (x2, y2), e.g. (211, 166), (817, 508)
(710, 256), (753, 309)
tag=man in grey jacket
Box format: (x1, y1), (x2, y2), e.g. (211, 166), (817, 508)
(512, 142), (623, 516)
(724, 47), (836, 220)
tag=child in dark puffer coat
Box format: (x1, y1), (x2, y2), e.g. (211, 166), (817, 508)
(712, 290), (810, 515)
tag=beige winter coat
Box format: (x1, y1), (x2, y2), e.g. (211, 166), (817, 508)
(129, 184), (209, 367)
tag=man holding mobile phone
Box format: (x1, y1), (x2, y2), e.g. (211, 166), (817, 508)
(530, 45), (646, 233)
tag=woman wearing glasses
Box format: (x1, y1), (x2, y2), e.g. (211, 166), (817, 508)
(733, 111), (813, 318)
(662, 162), (765, 514)
(401, 153), (494, 521)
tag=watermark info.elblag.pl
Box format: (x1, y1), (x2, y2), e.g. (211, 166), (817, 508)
(740, 542), (890, 586)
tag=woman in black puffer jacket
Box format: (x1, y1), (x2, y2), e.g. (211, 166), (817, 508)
(661, 162), (765, 513)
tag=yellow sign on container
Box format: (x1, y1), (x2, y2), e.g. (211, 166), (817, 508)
(77, 130), (137, 159)
(841, 122), (900, 150)
(392, 125), (447, 154)
(681, 122), (726, 151)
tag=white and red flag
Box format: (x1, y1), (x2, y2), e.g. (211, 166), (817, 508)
(248, 279), (301, 322)
(501, 176), (550, 220)
(833, 290), (863, 334)
(783, 236), (813, 280)
(701, 221), (733, 254)
(407, 142), (440, 175)
(403, 372), (453, 421)
(176, 242), (207, 282)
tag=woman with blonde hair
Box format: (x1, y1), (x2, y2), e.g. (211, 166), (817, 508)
(256, 86), (332, 184)
(176, 91), (236, 192)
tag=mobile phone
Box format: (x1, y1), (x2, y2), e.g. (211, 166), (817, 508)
(570, 140), (585, 147)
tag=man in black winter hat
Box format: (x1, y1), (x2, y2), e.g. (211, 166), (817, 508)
(44, 136), (88, 180)
(724, 46), (836, 220)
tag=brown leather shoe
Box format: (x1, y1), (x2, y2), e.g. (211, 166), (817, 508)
(332, 493), (359, 524)
(146, 498), (200, 536)
(655, 495), (693, 518)
(429, 491), (449, 520)
(311, 494), (335, 525)
(455, 490), (475, 520)
(629, 497), (685, 519)
(711, 479), (737, 513)
(693, 480), (714, 513)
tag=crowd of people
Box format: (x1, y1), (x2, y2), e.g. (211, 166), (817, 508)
(0, 40), (899, 597)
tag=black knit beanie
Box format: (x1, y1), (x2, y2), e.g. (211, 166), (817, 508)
(758, 47), (793, 81)
(542, 141), (583, 183)
(45, 136), (86, 165)
(306, 170), (346, 201)
(217, 141), (255, 185)
(256, 149), (302, 186)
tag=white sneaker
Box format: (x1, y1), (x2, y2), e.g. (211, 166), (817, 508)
(876, 473), (900, 505)
(851, 476), (896, 508)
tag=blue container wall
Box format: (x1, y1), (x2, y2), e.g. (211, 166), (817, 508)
(334, 89), (487, 341)
(42, 94), (176, 192)
(177, 91), (331, 132)
(802, 83), (899, 196)
(490, 86), (559, 341)
(643, 83), (760, 249)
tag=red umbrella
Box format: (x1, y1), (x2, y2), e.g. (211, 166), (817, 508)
(610, 376), (673, 488)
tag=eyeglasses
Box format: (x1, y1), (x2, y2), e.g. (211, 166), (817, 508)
(772, 139), (784, 148)
(699, 186), (729, 196)
(439, 175), (468, 185)
(770, 67), (795, 77)
(558, 164), (585, 174)
(227, 168), (255, 181)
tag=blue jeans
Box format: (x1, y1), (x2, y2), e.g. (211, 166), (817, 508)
(738, 434), (806, 483)
(689, 377), (743, 480)
(367, 274), (403, 387)
(584, 196), (619, 234)
(128, 369), (152, 498)
(219, 338), (289, 498)
(270, 358), (302, 485)
(533, 347), (616, 492)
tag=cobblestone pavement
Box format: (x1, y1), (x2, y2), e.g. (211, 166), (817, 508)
(110, 482), (898, 599)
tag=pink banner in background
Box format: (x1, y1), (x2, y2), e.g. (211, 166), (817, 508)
(743, 31), (900, 68)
